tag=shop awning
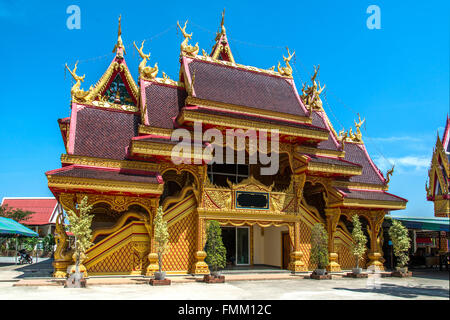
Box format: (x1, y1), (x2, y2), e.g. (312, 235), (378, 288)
(0, 217), (39, 237)
(392, 217), (450, 232)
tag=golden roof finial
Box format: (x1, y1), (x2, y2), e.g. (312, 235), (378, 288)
(113, 14), (126, 55)
(220, 9), (226, 33)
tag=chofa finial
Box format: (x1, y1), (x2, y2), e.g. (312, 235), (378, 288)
(113, 14), (126, 55)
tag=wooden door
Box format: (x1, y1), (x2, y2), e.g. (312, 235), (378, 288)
(282, 232), (291, 269)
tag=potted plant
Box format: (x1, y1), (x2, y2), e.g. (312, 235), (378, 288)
(65, 196), (94, 288)
(151, 206), (170, 285)
(351, 215), (367, 275)
(310, 223), (329, 278)
(389, 219), (411, 276)
(204, 220), (226, 282)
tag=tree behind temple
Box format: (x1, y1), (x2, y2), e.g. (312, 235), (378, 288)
(0, 204), (34, 223)
(389, 219), (411, 268)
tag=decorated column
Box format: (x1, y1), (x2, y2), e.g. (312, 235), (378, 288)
(366, 211), (385, 270)
(192, 215), (210, 274)
(289, 221), (306, 272)
(146, 203), (159, 276)
(325, 208), (341, 272)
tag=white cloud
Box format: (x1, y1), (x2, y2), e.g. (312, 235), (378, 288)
(374, 155), (430, 173)
(369, 136), (423, 143)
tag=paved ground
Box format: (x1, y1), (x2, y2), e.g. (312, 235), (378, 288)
(0, 268), (448, 300)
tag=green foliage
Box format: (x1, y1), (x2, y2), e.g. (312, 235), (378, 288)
(22, 237), (39, 252)
(310, 223), (329, 269)
(204, 220), (226, 272)
(42, 234), (55, 253)
(351, 215), (367, 268)
(388, 219), (411, 268)
(154, 206), (170, 273)
(0, 204), (34, 223)
(66, 196), (94, 265)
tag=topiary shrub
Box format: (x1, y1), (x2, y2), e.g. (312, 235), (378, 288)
(310, 223), (329, 270)
(204, 220), (226, 274)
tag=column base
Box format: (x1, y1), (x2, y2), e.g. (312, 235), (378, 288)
(192, 251), (210, 275)
(146, 253), (159, 276)
(288, 251), (307, 272)
(326, 253), (341, 272)
(367, 252), (385, 271)
(53, 260), (72, 278)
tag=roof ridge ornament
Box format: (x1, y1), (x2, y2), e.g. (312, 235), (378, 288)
(384, 165), (395, 186)
(210, 9), (235, 63)
(177, 20), (199, 57)
(133, 40), (158, 80)
(353, 113), (365, 143)
(301, 65), (325, 110)
(277, 47), (295, 77)
(65, 61), (92, 102)
(112, 15), (126, 56)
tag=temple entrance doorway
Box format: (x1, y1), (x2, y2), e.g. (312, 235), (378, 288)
(221, 226), (250, 267)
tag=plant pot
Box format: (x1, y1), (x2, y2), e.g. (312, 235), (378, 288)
(314, 269), (326, 276)
(352, 268), (363, 274)
(154, 271), (166, 280)
(210, 270), (221, 277)
(396, 267), (408, 273)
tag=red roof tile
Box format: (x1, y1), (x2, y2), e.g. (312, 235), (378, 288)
(1, 198), (57, 226)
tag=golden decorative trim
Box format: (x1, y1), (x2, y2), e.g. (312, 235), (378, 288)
(306, 162), (362, 176)
(332, 180), (388, 191)
(130, 140), (209, 162)
(60, 154), (160, 172)
(185, 96), (312, 124)
(329, 198), (406, 210)
(133, 40), (158, 80)
(47, 175), (163, 195)
(138, 125), (174, 137)
(177, 20), (199, 57)
(295, 145), (345, 158)
(90, 100), (139, 113)
(179, 109), (327, 140)
(277, 47), (295, 77)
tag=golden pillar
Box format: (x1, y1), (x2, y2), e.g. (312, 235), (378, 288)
(325, 208), (341, 272)
(366, 211), (385, 270)
(288, 221), (306, 272)
(146, 202), (159, 276)
(192, 215), (210, 274)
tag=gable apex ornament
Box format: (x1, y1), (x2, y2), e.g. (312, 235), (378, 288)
(277, 47), (295, 77)
(177, 20), (200, 57)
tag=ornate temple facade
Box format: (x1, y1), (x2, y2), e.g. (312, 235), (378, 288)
(47, 15), (407, 277)
(426, 116), (450, 217)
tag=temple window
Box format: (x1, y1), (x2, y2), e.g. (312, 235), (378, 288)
(207, 163), (249, 187)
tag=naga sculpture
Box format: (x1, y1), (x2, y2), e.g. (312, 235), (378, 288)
(277, 47), (295, 77)
(353, 113), (365, 142)
(301, 65), (326, 110)
(177, 20), (199, 57)
(133, 40), (159, 80)
(385, 165), (395, 185)
(65, 61), (92, 102)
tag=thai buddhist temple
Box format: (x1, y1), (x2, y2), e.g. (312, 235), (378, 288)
(426, 116), (450, 218)
(46, 14), (407, 277)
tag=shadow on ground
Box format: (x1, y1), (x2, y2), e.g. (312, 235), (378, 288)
(334, 282), (449, 299)
(13, 259), (53, 278)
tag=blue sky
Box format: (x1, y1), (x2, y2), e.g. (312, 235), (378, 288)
(0, 0), (448, 217)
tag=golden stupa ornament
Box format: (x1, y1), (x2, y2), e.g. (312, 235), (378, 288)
(177, 20), (199, 57)
(133, 40), (158, 80)
(277, 47), (295, 77)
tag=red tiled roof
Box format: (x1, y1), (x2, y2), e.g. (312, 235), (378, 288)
(144, 82), (187, 129)
(1, 198), (57, 226)
(71, 105), (139, 160)
(342, 143), (386, 185)
(335, 188), (407, 203)
(185, 58), (308, 118)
